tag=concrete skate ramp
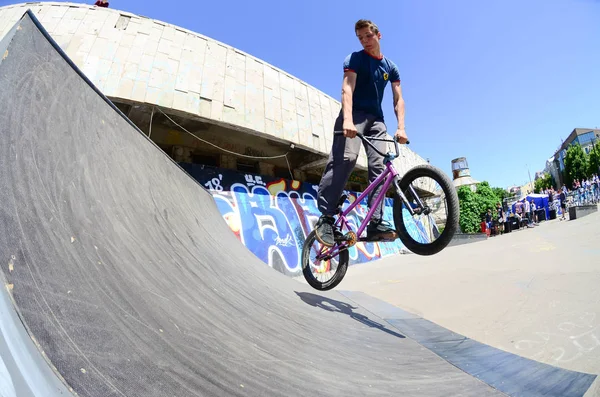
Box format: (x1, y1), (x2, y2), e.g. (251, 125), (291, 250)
(0, 11), (595, 397)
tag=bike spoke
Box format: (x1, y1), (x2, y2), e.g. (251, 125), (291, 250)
(400, 176), (449, 243)
(309, 239), (339, 277)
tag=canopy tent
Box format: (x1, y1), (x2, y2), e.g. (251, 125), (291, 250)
(527, 193), (551, 219)
(511, 193), (562, 219)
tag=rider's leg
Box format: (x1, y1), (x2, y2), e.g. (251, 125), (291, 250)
(362, 120), (396, 239)
(315, 110), (370, 246)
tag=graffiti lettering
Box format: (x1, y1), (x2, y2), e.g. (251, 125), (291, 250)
(179, 163), (424, 277)
(515, 311), (600, 364)
(275, 234), (294, 247)
(244, 174), (266, 187)
(204, 174), (223, 191)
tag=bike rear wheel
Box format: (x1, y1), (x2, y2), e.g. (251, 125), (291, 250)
(393, 164), (459, 255)
(301, 230), (349, 291)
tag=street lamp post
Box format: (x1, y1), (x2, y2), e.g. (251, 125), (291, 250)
(526, 164), (533, 193)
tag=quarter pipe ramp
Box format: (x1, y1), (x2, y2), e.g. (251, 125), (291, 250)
(0, 10), (596, 397)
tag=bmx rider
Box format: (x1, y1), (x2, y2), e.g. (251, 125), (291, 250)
(315, 19), (409, 247)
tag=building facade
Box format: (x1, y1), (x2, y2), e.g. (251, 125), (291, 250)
(450, 157), (480, 191)
(546, 128), (600, 187)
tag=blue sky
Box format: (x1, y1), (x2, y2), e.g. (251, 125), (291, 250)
(6, 0), (599, 188)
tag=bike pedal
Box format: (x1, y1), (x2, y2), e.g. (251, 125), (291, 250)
(333, 233), (346, 242)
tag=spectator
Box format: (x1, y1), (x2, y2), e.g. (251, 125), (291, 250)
(560, 189), (567, 220)
(94, 0), (109, 7)
(530, 199), (538, 224)
(523, 198), (533, 227)
(514, 201), (523, 223)
(485, 209), (493, 231)
(496, 202), (504, 235)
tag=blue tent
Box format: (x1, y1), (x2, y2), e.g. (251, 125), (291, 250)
(526, 193), (550, 219)
(526, 193), (567, 219)
(511, 194), (553, 220)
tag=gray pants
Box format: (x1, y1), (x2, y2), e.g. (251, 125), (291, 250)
(317, 109), (388, 219)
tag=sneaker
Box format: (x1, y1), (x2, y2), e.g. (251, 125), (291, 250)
(366, 219), (397, 241)
(315, 215), (335, 247)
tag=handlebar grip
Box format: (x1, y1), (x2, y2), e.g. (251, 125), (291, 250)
(394, 136), (410, 145)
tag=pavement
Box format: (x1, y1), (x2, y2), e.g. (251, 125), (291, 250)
(341, 209), (600, 395)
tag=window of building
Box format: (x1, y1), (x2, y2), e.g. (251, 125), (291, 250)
(304, 173), (321, 185)
(115, 15), (131, 30)
(236, 160), (258, 174)
(274, 167), (292, 180)
(193, 153), (219, 167)
(578, 131), (596, 146)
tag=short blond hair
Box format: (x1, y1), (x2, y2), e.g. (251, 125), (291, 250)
(355, 19), (379, 35)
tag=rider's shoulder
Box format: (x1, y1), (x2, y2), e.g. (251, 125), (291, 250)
(381, 56), (399, 69)
(344, 50), (367, 61)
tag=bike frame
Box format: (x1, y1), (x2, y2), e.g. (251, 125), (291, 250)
(335, 158), (398, 238)
(319, 132), (423, 258)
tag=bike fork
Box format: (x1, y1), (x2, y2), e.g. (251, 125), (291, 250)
(393, 176), (417, 216)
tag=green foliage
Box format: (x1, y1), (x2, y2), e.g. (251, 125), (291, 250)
(456, 181), (503, 234)
(492, 187), (509, 203)
(476, 182), (500, 215)
(588, 142), (600, 177)
(564, 144), (589, 187)
(534, 173), (553, 193)
(457, 186), (480, 233)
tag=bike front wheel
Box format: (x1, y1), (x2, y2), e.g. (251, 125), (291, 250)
(393, 164), (459, 255)
(301, 230), (349, 291)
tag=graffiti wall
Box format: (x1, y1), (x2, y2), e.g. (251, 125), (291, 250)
(180, 163), (421, 277)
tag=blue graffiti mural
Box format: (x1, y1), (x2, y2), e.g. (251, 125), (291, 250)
(180, 163), (425, 276)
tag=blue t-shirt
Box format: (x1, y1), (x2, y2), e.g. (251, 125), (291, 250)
(343, 50), (400, 121)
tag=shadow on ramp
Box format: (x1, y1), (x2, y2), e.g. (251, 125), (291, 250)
(295, 292), (406, 339)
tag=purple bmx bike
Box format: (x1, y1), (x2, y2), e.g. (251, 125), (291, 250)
(301, 132), (460, 291)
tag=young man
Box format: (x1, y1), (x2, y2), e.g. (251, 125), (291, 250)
(315, 19), (409, 247)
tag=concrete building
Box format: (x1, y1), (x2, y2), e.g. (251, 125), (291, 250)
(545, 158), (561, 189)
(450, 157), (480, 191)
(0, 2), (426, 190)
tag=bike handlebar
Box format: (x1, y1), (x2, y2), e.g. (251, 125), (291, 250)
(333, 131), (409, 159)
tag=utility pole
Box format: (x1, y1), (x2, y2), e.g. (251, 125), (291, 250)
(526, 164), (533, 193)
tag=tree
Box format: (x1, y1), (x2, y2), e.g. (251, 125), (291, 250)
(563, 144), (589, 187)
(491, 187), (509, 203)
(457, 186), (480, 233)
(588, 142), (600, 177)
(534, 173), (553, 193)
(456, 181), (503, 234)
(477, 181), (501, 214)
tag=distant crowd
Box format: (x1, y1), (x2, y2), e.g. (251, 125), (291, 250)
(565, 175), (600, 205)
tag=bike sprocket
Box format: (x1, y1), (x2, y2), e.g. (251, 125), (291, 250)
(345, 231), (357, 247)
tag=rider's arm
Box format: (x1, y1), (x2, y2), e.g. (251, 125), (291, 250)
(341, 71), (357, 124)
(392, 81), (405, 130)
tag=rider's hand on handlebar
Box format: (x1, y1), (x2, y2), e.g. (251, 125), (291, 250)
(394, 128), (409, 144)
(342, 120), (358, 138)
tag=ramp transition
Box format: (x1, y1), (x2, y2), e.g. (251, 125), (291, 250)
(0, 10), (596, 397)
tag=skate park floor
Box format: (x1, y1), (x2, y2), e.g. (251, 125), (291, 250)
(333, 208), (600, 396)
